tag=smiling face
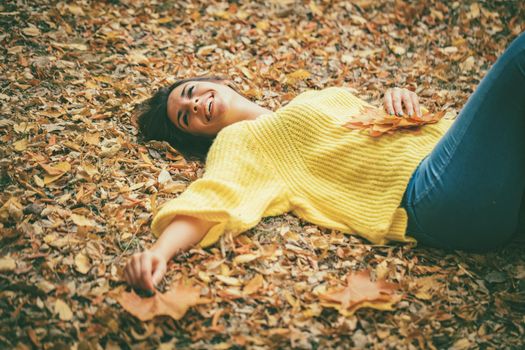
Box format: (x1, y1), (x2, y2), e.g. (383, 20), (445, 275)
(166, 80), (240, 137)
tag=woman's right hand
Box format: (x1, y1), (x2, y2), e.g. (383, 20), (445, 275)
(123, 250), (167, 292)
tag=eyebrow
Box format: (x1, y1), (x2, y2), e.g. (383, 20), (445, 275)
(177, 84), (189, 129)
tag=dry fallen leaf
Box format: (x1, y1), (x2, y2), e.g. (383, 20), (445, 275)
(319, 270), (401, 316)
(343, 105), (445, 137)
(285, 69), (311, 85)
(54, 299), (73, 321)
(115, 280), (201, 321)
(0, 256), (16, 272)
(0, 197), (24, 223)
(243, 274), (264, 295)
(70, 213), (97, 228)
(40, 161), (71, 185)
(74, 251), (91, 274)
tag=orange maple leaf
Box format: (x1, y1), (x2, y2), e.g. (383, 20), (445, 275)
(319, 270), (401, 316)
(114, 280), (201, 321)
(343, 105), (445, 137)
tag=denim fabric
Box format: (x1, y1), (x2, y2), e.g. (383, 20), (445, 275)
(400, 31), (525, 252)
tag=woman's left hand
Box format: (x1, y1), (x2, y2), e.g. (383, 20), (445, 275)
(383, 87), (422, 117)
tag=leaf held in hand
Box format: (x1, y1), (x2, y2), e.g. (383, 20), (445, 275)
(115, 280), (201, 321)
(343, 105), (445, 137)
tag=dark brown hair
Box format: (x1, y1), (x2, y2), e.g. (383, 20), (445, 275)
(135, 76), (240, 162)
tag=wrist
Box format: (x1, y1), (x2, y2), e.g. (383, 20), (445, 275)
(148, 245), (171, 262)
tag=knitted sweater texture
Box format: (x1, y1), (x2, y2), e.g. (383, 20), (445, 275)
(151, 87), (454, 247)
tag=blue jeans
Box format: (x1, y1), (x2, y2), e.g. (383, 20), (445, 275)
(400, 31), (525, 252)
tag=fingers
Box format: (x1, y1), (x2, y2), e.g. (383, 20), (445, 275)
(123, 252), (165, 292)
(384, 89), (395, 115)
(384, 87), (421, 117)
(140, 253), (154, 291)
(152, 260), (166, 286)
(123, 252), (152, 291)
(392, 88), (404, 116)
(409, 92), (422, 117)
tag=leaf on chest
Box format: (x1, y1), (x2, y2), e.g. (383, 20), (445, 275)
(342, 105), (446, 137)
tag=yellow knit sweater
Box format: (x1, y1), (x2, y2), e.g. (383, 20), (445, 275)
(151, 87), (454, 247)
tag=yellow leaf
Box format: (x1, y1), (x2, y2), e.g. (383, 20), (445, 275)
(198, 271), (211, 283)
(216, 275), (242, 286)
(40, 161), (71, 176)
(390, 44), (406, 55)
(43, 161), (71, 184)
(233, 254), (259, 264)
(140, 151), (152, 164)
(243, 274), (264, 295)
(162, 182), (187, 194)
(22, 27), (41, 37)
(74, 251), (91, 274)
(240, 67), (254, 80)
(0, 256), (16, 272)
(62, 141), (81, 151)
(34, 175), (45, 187)
(83, 132), (100, 145)
(256, 21), (269, 31)
(71, 213), (96, 227)
(79, 163), (99, 178)
(13, 138), (28, 151)
(54, 299), (73, 321)
(197, 44), (217, 57)
(14, 122), (37, 133)
(64, 4), (85, 16)
(285, 69), (311, 85)
(127, 50), (149, 65)
(0, 197), (23, 223)
(51, 42), (88, 51)
(157, 17), (173, 24)
(284, 290), (300, 308)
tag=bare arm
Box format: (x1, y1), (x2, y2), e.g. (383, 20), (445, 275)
(149, 215), (215, 261)
(123, 215), (215, 291)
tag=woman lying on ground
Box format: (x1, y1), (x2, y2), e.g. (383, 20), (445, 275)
(124, 31), (525, 292)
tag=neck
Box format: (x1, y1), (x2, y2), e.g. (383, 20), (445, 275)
(231, 96), (273, 122)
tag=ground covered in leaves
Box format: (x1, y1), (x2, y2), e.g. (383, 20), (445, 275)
(1, 0), (525, 349)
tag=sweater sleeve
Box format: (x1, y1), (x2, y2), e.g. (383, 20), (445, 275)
(150, 123), (290, 248)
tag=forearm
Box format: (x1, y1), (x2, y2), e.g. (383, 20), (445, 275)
(148, 215), (215, 261)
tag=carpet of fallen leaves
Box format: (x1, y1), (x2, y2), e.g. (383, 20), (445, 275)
(1, 0), (525, 349)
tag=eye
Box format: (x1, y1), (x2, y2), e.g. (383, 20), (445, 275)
(189, 85), (194, 98)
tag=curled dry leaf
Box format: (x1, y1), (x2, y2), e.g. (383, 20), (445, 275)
(0, 197), (24, 223)
(319, 270), (401, 316)
(39, 161), (71, 185)
(115, 280), (201, 321)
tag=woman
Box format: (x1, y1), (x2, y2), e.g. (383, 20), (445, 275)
(125, 31), (525, 292)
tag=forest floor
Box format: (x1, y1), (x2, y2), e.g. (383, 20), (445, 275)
(1, 1), (525, 349)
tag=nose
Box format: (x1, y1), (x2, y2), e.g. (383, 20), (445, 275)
(183, 96), (200, 114)
(191, 97), (199, 113)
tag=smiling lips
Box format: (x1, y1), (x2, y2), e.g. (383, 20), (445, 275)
(205, 94), (214, 122)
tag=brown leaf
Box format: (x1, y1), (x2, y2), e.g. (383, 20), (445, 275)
(343, 105), (445, 137)
(319, 270), (401, 315)
(115, 280), (201, 321)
